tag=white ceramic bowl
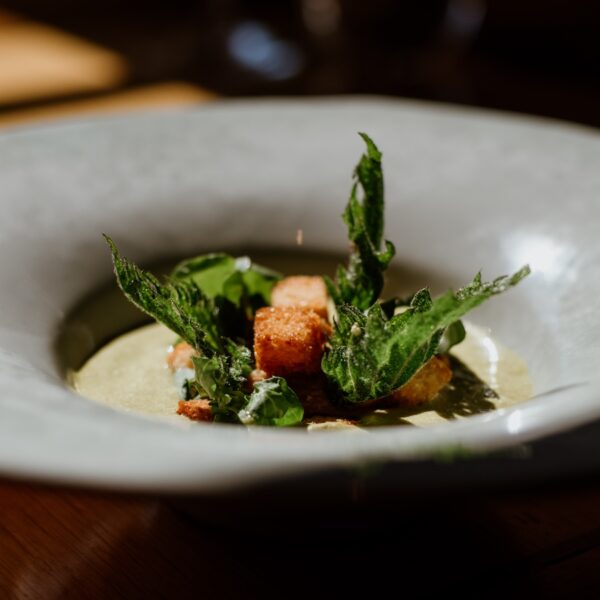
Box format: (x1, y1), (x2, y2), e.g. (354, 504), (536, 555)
(1, 97), (599, 493)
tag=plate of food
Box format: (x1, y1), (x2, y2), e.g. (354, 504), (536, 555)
(0, 97), (599, 493)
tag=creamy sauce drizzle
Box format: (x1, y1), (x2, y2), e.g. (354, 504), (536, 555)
(73, 321), (532, 429)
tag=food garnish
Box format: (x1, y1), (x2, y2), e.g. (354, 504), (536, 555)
(105, 133), (530, 427)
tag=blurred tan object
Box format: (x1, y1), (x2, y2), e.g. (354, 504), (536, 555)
(0, 82), (215, 128)
(0, 19), (128, 105)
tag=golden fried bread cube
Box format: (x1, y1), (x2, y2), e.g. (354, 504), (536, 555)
(391, 356), (452, 406)
(166, 342), (197, 371)
(177, 399), (212, 421)
(270, 276), (329, 319)
(254, 306), (328, 376)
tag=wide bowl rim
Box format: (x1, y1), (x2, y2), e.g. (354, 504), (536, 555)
(0, 95), (598, 493)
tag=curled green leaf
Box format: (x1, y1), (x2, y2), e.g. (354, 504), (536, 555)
(238, 377), (304, 427)
(323, 266), (530, 403)
(326, 133), (396, 310)
(104, 234), (219, 353)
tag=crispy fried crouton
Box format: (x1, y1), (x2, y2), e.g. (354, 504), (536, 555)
(167, 342), (198, 371)
(177, 399), (212, 421)
(254, 307), (329, 376)
(271, 276), (329, 319)
(391, 356), (452, 406)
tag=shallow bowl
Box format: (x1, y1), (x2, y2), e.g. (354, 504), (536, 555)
(1, 97), (599, 493)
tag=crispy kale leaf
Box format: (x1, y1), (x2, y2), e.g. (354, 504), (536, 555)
(192, 345), (253, 422)
(193, 346), (303, 425)
(105, 236), (303, 425)
(322, 266), (530, 403)
(105, 235), (219, 353)
(325, 133), (396, 310)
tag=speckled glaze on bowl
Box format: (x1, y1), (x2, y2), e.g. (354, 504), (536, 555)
(0, 97), (599, 493)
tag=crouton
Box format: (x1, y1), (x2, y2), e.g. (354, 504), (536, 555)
(271, 276), (329, 319)
(167, 342), (198, 371)
(253, 306), (329, 376)
(390, 356), (452, 406)
(177, 399), (212, 421)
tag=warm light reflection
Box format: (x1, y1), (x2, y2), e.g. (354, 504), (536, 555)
(0, 82), (215, 128)
(0, 19), (128, 105)
(504, 233), (575, 283)
(480, 334), (499, 389)
(506, 409), (522, 435)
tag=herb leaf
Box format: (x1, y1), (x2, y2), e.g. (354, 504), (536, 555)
(322, 266), (530, 403)
(238, 377), (304, 426)
(192, 346), (253, 422)
(326, 133), (396, 310)
(172, 253), (281, 340)
(172, 253), (281, 307)
(104, 235), (219, 353)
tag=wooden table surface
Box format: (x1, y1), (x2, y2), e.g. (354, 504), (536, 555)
(1, 10), (599, 599)
(1, 478), (600, 599)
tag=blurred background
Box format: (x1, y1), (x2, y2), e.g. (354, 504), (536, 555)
(0, 0), (599, 128)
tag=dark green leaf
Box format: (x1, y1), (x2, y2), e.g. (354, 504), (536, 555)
(327, 132), (396, 310)
(104, 235), (219, 353)
(192, 353), (249, 423)
(172, 253), (281, 339)
(171, 254), (237, 298)
(355, 131), (384, 245)
(323, 266), (530, 403)
(238, 377), (304, 426)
